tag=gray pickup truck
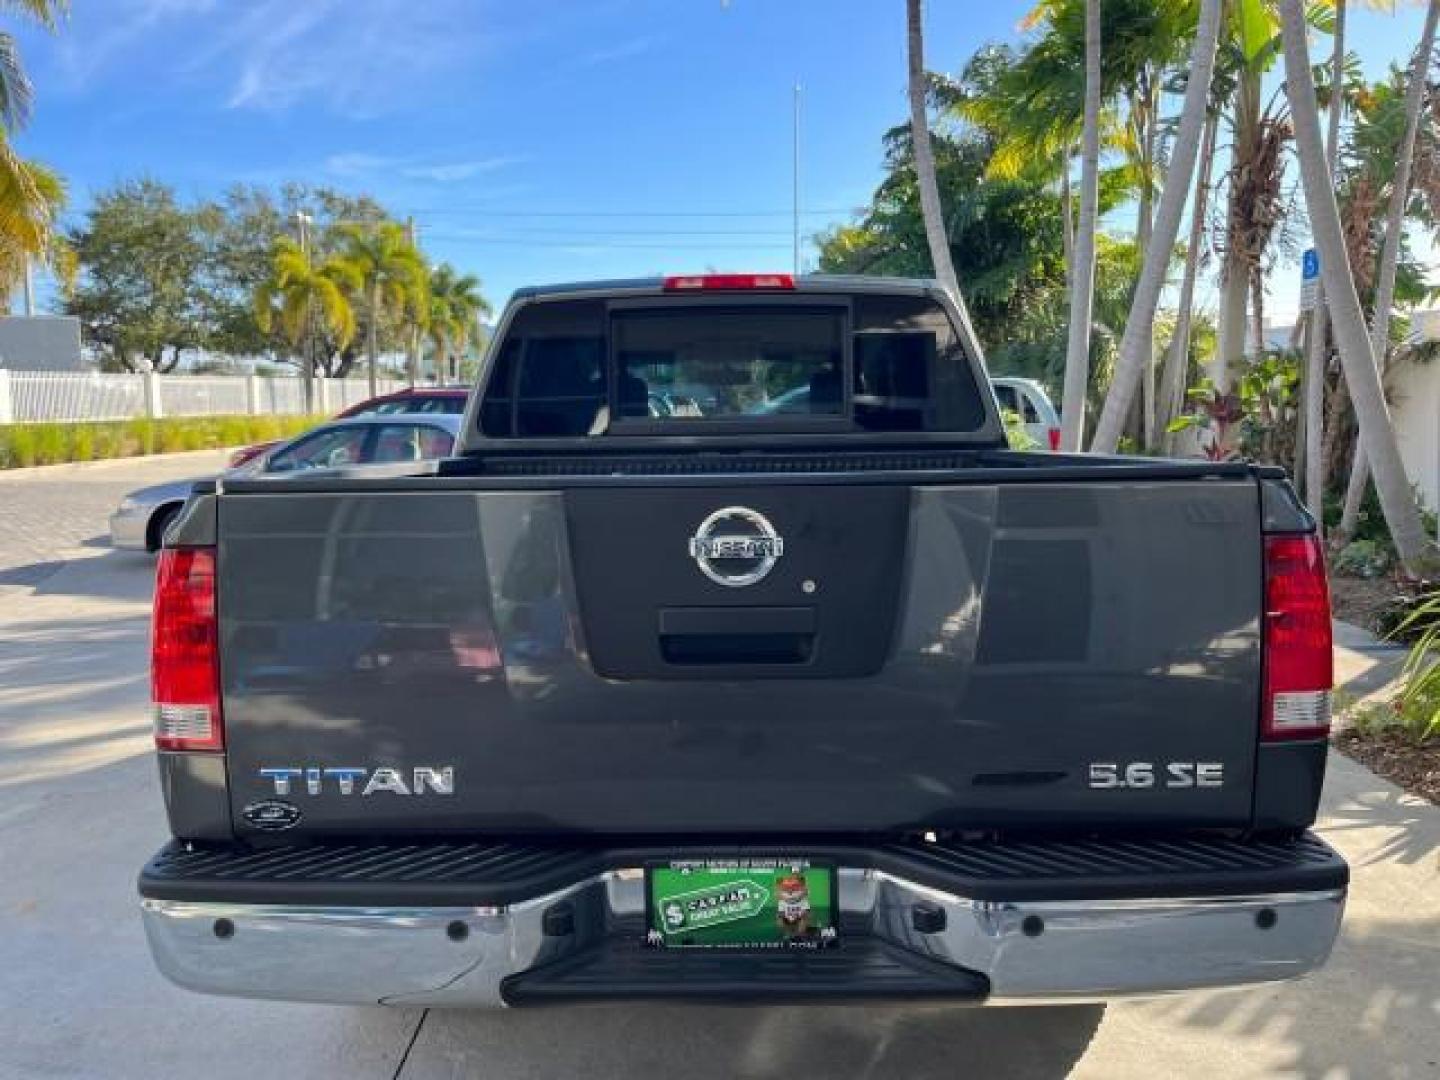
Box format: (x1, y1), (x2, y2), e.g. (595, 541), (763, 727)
(139, 273), (1345, 1008)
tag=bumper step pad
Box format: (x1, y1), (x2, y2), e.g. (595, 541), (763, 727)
(502, 928), (989, 1006)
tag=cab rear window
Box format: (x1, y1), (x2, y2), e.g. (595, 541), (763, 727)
(477, 293), (985, 437)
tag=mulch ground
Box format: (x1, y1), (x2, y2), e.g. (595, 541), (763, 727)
(1329, 574), (1403, 636)
(1334, 728), (1440, 805)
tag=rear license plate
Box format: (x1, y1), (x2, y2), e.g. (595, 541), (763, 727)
(646, 858), (837, 949)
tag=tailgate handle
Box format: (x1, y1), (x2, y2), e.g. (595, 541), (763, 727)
(658, 606), (815, 665)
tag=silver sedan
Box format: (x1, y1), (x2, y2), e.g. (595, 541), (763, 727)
(109, 414), (462, 551)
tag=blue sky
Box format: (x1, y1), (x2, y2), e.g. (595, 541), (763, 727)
(11, 0), (1432, 317)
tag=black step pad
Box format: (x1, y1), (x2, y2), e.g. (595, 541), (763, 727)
(500, 935), (989, 1006)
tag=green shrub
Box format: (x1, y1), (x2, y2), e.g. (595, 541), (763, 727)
(35, 424), (66, 465)
(1333, 539), (1393, 579)
(71, 425), (95, 461)
(1324, 485), (1439, 572)
(8, 425), (36, 467)
(1348, 679), (1440, 743)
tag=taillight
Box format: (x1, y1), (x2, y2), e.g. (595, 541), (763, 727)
(152, 547), (223, 752)
(1047, 427), (1061, 451)
(663, 273), (795, 291)
(1262, 534), (1332, 741)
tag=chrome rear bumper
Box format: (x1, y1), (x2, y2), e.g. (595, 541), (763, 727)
(141, 868), (1345, 1007)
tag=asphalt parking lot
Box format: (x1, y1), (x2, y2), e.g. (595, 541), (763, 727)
(0, 454), (1436, 1079)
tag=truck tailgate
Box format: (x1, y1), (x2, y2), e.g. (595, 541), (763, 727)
(217, 475), (1262, 836)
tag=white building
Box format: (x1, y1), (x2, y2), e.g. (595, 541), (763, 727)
(0, 316), (83, 371)
(1390, 309), (1440, 519)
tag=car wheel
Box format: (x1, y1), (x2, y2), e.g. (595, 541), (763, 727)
(146, 504), (182, 552)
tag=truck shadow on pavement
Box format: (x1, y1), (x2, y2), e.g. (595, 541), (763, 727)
(0, 549), (157, 791)
(1119, 911), (1440, 1080)
(405, 1002), (1106, 1079)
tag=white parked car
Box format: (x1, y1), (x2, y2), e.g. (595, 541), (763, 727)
(109, 414), (462, 552)
(991, 376), (1061, 451)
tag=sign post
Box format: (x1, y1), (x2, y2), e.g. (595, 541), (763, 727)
(1299, 248), (1320, 312)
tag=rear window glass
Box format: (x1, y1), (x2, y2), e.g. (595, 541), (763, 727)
(477, 293), (986, 437)
(614, 307), (844, 421)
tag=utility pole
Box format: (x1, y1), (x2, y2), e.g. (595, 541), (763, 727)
(792, 83), (801, 277)
(295, 210), (315, 412)
(407, 215), (422, 387)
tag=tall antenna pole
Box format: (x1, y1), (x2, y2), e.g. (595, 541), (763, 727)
(406, 215), (421, 387)
(792, 83), (801, 276)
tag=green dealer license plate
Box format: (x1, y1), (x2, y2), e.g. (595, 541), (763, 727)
(646, 859), (837, 949)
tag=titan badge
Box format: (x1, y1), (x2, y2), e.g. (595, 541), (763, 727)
(688, 506), (785, 587)
(259, 766), (455, 797)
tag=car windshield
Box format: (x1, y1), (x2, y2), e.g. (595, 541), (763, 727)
(263, 423), (453, 472)
(266, 427), (370, 471)
(362, 396), (465, 416)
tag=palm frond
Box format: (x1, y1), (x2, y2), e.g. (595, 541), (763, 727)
(0, 33), (32, 132)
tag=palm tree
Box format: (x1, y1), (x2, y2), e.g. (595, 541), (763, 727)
(335, 221), (428, 397)
(425, 264), (490, 383)
(1302, 0), (1348, 525)
(905, 0), (962, 303)
(1158, 108), (1220, 448)
(967, 0), (1198, 447)
(1336, 0), (1440, 539)
(253, 238), (360, 410)
(1279, 0), (1433, 574)
(1090, 0), (1224, 454)
(0, 151), (68, 296)
(0, 1), (70, 305)
(1059, 0), (1101, 451)
(1212, 0), (1297, 396)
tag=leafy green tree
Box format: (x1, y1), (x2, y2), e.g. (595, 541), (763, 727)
(63, 179), (210, 371)
(815, 117), (1072, 365)
(200, 183), (391, 370)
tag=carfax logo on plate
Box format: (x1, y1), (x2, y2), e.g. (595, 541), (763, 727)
(661, 879), (771, 933)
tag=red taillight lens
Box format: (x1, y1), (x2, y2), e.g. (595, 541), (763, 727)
(1262, 534), (1332, 741)
(1047, 427), (1061, 451)
(152, 547), (223, 752)
(663, 273), (795, 291)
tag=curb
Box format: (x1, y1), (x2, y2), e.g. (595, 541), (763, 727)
(0, 448), (238, 479)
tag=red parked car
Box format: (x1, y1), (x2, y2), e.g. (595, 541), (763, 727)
(227, 387), (470, 468)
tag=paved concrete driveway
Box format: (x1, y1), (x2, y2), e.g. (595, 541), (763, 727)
(0, 455), (1435, 1079)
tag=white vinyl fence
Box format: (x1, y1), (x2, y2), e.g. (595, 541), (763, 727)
(0, 370), (408, 424)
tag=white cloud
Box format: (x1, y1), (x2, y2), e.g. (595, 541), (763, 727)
(401, 156), (527, 183)
(578, 35), (656, 68)
(50, 0), (218, 90)
(185, 0), (494, 116)
(322, 152), (526, 185)
(324, 152), (397, 178)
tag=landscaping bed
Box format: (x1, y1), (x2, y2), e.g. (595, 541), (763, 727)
(0, 415), (323, 469)
(1329, 574), (1399, 636)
